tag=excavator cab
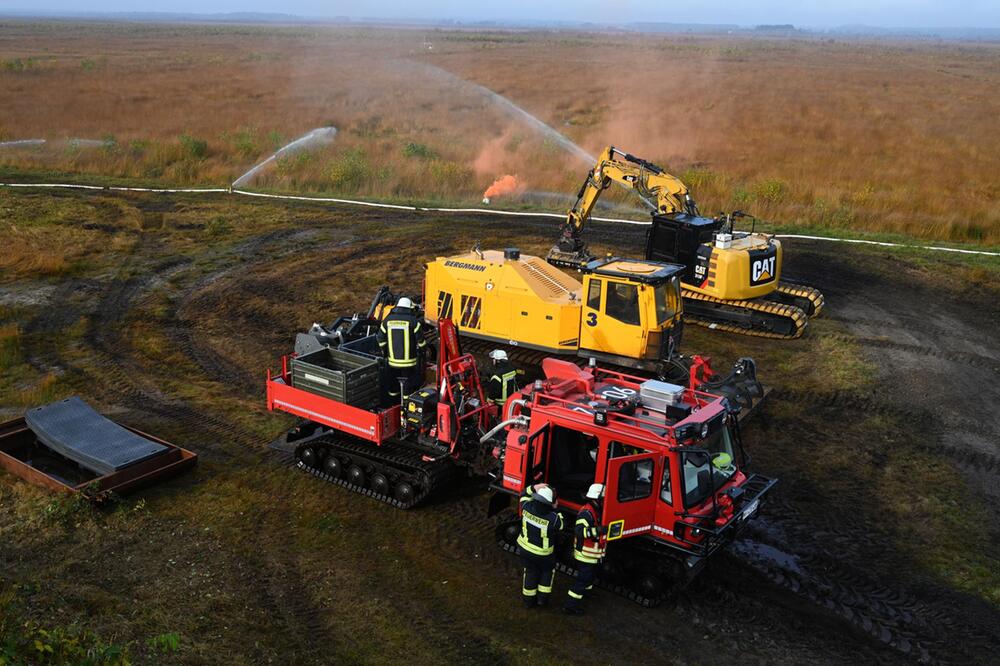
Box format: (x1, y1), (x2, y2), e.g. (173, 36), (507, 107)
(579, 257), (684, 367)
(646, 212), (783, 301)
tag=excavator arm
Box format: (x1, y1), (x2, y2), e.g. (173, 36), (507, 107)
(548, 146), (700, 269)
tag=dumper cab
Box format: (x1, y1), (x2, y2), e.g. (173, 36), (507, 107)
(493, 357), (775, 591)
(578, 257), (684, 368)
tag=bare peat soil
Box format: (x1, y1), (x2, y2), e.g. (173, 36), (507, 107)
(1, 191), (997, 664)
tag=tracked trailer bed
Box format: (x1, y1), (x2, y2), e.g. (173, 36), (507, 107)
(0, 399), (197, 500)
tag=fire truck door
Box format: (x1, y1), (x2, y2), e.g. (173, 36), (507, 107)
(523, 424), (550, 487)
(603, 452), (658, 541)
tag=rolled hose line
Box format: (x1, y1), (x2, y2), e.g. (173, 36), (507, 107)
(480, 414), (529, 445)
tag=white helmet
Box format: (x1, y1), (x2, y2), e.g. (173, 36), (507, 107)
(397, 296), (413, 309)
(532, 483), (556, 506)
(585, 483), (605, 500)
(489, 349), (508, 362)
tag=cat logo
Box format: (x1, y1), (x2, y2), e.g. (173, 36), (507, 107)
(749, 249), (777, 286)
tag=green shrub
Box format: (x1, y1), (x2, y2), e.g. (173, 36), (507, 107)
(402, 142), (436, 160)
(753, 179), (788, 203)
(428, 160), (472, 192)
(0, 324), (20, 371)
(275, 151), (313, 176)
(2, 58), (28, 72)
(0, 592), (130, 666)
(505, 135), (523, 152)
(226, 127), (260, 158)
(148, 632), (181, 654)
(100, 134), (119, 156)
(267, 130), (285, 149)
(179, 135), (208, 159)
(80, 58), (96, 70)
(328, 149), (369, 191)
(127, 139), (150, 157)
(204, 217), (231, 237)
(680, 168), (718, 189)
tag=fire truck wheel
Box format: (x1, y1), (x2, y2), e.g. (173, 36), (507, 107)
(298, 446), (319, 469)
(636, 572), (664, 598)
(394, 481), (416, 503)
(323, 456), (342, 479)
(347, 464), (366, 487)
(371, 473), (390, 496)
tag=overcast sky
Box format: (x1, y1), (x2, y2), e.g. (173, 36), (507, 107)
(2, 1), (998, 29)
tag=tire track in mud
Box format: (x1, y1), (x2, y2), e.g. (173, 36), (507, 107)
(67, 230), (350, 655)
(771, 387), (1000, 473)
(817, 329), (1000, 375)
(728, 505), (1000, 665)
(162, 228), (326, 395)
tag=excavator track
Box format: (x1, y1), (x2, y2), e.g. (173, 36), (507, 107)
(494, 510), (671, 607)
(773, 281), (825, 317)
(682, 288), (810, 340)
(293, 434), (455, 509)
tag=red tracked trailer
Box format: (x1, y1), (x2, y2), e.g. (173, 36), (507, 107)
(266, 319), (775, 602)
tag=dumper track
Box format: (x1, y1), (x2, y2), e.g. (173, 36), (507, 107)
(294, 434), (455, 509)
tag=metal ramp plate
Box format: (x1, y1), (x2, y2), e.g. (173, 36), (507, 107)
(24, 397), (167, 475)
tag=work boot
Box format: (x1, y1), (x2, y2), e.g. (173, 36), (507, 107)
(522, 595), (537, 610)
(536, 593), (550, 608)
(562, 604), (585, 616)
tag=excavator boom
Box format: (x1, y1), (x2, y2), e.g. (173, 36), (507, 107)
(549, 146), (697, 269)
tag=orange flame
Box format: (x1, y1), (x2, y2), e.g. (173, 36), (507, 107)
(482, 174), (520, 201)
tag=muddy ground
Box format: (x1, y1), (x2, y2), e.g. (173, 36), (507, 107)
(0, 189), (998, 664)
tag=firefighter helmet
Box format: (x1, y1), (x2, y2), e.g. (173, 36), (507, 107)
(397, 296), (414, 309)
(532, 483), (556, 506)
(489, 349), (508, 362)
(585, 483), (605, 500)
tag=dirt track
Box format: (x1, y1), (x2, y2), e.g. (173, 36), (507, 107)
(1, 190), (998, 664)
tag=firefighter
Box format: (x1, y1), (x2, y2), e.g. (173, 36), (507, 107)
(563, 483), (607, 615)
(487, 349), (518, 408)
(377, 296), (427, 399)
(517, 483), (563, 609)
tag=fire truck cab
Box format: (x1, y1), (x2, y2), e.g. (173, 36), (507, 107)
(493, 357), (775, 590)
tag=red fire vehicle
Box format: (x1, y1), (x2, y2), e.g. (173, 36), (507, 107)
(489, 357), (775, 601)
(266, 319), (775, 602)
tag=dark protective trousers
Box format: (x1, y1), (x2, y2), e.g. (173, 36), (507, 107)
(387, 364), (422, 399)
(564, 560), (597, 610)
(519, 548), (555, 607)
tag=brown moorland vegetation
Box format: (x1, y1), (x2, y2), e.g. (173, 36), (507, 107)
(1, 22), (999, 244)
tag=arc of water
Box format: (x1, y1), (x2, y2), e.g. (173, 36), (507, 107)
(233, 127), (338, 188)
(417, 63), (595, 165)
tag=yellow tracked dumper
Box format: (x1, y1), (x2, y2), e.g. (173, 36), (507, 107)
(423, 247), (686, 373)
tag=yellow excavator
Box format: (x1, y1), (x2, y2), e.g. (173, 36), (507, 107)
(548, 146), (824, 339)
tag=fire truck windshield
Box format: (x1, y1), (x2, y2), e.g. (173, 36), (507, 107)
(681, 424), (737, 508)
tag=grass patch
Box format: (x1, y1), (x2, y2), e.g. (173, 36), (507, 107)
(1, 589), (130, 665)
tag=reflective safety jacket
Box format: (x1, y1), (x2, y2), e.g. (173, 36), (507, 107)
(488, 360), (518, 406)
(377, 306), (426, 368)
(517, 489), (564, 557)
(574, 502), (606, 564)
